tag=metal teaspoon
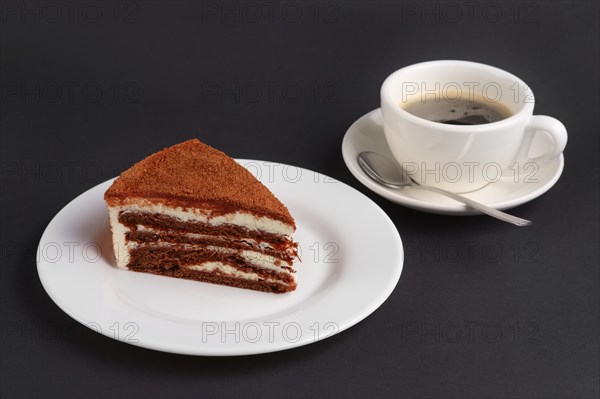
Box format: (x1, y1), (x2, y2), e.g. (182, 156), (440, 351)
(357, 151), (532, 226)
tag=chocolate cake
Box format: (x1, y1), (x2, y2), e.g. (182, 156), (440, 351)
(104, 139), (299, 293)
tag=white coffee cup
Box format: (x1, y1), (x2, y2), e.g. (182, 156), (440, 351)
(381, 60), (567, 193)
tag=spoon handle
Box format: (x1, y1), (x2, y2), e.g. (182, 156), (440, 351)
(419, 186), (532, 226)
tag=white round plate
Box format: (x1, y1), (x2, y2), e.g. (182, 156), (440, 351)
(37, 160), (403, 356)
(342, 109), (565, 215)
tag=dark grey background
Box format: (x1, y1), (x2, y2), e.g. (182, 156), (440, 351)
(1, 1), (598, 398)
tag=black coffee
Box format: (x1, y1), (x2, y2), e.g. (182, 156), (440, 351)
(401, 95), (513, 125)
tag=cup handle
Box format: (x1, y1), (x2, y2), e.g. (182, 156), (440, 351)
(513, 115), (568, 168)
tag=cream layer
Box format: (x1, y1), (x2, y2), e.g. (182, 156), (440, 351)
(112, 199), (294, 234)
(135, 225), (279, 250)
(131, 242), (294, 273)
(187, 262), (289, 286)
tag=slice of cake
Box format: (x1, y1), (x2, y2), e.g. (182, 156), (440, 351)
(104, 139), (299, 293)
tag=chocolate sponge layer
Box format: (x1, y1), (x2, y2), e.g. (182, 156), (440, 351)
(128, 245), (295, 283)
(127, 245), (296, 293)
(119, 211), (292, 245)
(131, 267), (295, 294)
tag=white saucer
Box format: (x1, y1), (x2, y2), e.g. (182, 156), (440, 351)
(341, 109), (565, 215)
